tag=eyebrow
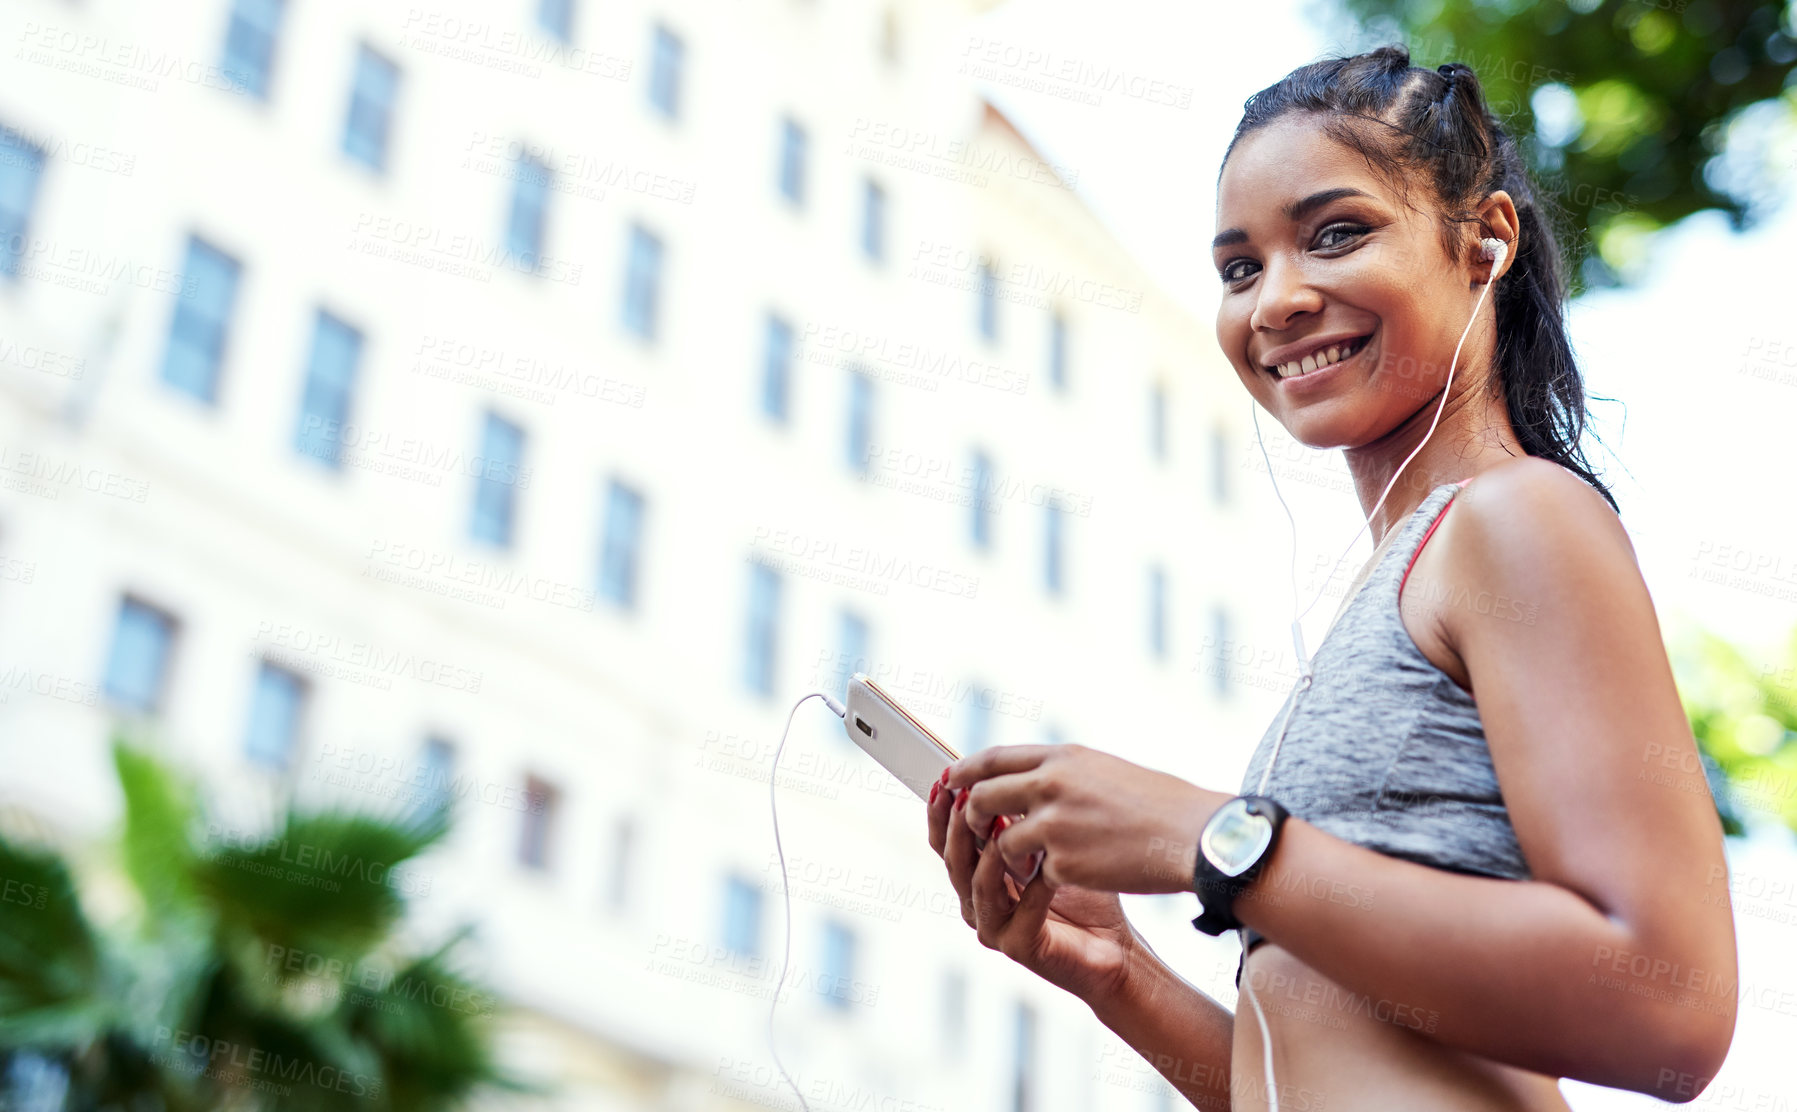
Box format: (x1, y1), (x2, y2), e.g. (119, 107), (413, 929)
(1211, 187), (1375, 250)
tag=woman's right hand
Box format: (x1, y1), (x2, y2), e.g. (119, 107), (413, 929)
(927, 779), (1139, 1006)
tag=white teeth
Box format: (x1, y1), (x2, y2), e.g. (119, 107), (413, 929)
(1272, 338), (1364, 379)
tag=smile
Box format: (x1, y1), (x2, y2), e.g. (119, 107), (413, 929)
(1264, 334), (1372, 381)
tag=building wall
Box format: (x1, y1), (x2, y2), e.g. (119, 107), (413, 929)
(0, 0), (1286, 1108)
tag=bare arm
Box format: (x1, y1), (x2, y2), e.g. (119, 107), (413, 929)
(1233, 460), (1737, 1101)
(1089, 924), (1236, 1112)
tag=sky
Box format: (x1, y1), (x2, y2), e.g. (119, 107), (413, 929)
(950, 1), (1797, 1107)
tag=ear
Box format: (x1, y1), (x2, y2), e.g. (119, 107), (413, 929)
(1474, 190), (1521, 284)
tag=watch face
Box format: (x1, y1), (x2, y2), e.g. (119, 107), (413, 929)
(1201, 801), (1274, 877)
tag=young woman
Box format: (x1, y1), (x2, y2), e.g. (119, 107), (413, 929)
(925, 45), (1737, 1111)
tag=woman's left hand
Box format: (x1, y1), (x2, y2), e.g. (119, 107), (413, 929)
(945, 745), (1231, 895)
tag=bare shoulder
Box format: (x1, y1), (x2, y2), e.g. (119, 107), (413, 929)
(1446, 457), (1636, 585)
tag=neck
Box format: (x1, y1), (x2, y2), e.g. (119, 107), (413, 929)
(1342, 367), (1523, 544)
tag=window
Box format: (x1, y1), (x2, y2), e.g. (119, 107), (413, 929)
(777, 116), (806, 205)
(1043, 497), (1064, 596)
(1047, 312), (1067, 392)
(1150, 381), (1168, 462)
(761, 313), (793, 422)
(102, 597), (177, 713)
(647, 24), (684, 120)
(1210, 606), (1232, 700)
(220, 0), (286, 98)
(342, 45), (400, 172)
(470, 411), (526, 547)
(293, 309), (364, 469)
(621, 223), (664, 340)
(538, 0), (575, 42)
(722, 873), (762, 958)
(1011, 1001), (1038, 1112)
(417, 736), (455, 815)
(818, 920), (857, 1011)
(831, 609), (870, 702)
(846, 370), (873, 473)
(598, 479), (646, 608)
(244, 660), (306, 768)
(744, 562), (781, 696)
(161, 236), (242, 404)
(506, 153), (551, 271)
(1210, 425), (1230, 506)
(519, 775), (560, 870)
(976, 259), (998, 341)
(1148, 565), (1168, 659)
(861, 178), (886, 262)
(606, 816), (634, 911)
(964, 684), (992, 753)
(970, 450), (994, 550)
(0, 127), (46, 280)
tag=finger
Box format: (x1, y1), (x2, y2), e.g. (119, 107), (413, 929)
(988, 813), (1050, 882)
(970, 826), (1017, 948)
(1005, 862), (1057, 945)
(943, 788), (979, 925)
(926, 778), (951, 857)
(959, 769), (1050, 842)
(946, 744), (1057, 793)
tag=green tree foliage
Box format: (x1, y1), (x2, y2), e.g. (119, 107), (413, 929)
(1317, 0), (1797, 289)
(1674, 629), (1797, 838)
(0, 740), (530, 1112)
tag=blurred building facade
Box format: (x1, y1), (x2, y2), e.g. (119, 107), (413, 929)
(0, 0), (1281, 1109)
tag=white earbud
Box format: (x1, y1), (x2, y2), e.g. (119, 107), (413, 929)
(1480, 236), (1508, 274)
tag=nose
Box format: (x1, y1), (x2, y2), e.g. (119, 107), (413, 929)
(1250, 255), (1322, 338)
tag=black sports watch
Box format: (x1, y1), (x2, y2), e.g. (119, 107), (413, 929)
(1189, 795), (1289, 936)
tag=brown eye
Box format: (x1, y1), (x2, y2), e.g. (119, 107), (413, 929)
(1315, 223), (1369, 250)
(1220, 259), (1259, 284)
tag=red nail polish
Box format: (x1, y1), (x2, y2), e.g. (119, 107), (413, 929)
(929, 782), (939, 805)
(954, 790), (967, 810)
(939, 767), (950, 786)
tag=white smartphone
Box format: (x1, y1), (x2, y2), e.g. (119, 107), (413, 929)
(843, 673), (1041, 882)
(843, 672), (960, 800)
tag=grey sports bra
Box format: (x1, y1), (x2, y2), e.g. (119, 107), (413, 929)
(1233, 479), (1533, 989)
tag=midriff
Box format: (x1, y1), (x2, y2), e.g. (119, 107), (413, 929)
(1229, 942), (1575, 1112)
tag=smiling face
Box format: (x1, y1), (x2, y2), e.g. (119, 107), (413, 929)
(1213, 114), (1490, 451)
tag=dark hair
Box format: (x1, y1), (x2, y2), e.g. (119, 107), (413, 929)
(1221, 44), (1618, 513)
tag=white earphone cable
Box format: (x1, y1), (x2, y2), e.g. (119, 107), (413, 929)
(1239, 239), (1505, 1112)
(765, 690), (846, 1112)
